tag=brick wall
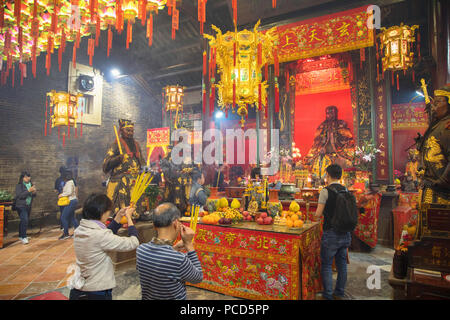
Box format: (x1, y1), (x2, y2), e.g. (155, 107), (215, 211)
(0, 41), (162, 228)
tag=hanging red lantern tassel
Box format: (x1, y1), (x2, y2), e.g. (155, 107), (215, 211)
(11, 63), (14, 87)
(139, 0), (146, 25)
(72, 42), (77, 69)
(14, 0), (21, 29)
(107, 26), (113, 57)
(20, 63), (24, 86)
(275, 81), (279, 113)
(202, 50), (207, 76)
(49, 102), (52, 134)
(68, 121), (71, 139)
(396, 73), (399, 91)
(232, 0), (237, 26)
(376, 62), (380, 82)
(88, 38), (95, 66)
(360, 48), (365, 69)
(80, 104), (83, 137)
(116, 0), (123, 34)
(412, 70), (415, 83)
(147, 13), (153, 47)
(272, 0), (276, 9)
(172, 8), (179, 40)
(232, 80), (236, 110)
(0, 0), (4, 31)
(126, 20), (132, 49)
(258, 83), (262, 111)
(62, 132), (66, 147)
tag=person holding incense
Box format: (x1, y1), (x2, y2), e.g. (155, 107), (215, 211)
(136, 203), (202, 300)
(189, 169), (207, 212)
(103, 119), (146, 218)
(212, 164), (227, 192)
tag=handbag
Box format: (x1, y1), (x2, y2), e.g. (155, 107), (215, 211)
(58, 196), (70, 206)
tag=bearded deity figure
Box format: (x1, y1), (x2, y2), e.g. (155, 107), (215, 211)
(103, 119), (146, 217)
(304, 106), (355, 179)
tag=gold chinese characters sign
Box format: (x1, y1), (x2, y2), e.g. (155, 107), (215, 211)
(204, 21), (277, 127)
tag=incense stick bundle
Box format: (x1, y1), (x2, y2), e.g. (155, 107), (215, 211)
(130, 172), (153, 207)
(113, 125), (123, 155)
(190, 205), (200, 232)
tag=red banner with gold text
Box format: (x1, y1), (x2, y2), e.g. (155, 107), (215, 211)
(270, 6), (374, 63)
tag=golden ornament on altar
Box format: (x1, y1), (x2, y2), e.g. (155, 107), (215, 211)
(379, 23), (419, 73)
(204, 21), (277, 127)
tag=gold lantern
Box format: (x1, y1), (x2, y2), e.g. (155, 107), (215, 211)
(47, 91), (82, 128)
(204, 21), (277, 127)
(379, 23), (419, 73)
(163, 85), (185, 129)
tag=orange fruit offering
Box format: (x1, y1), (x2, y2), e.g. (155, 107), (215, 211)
(286, 219), (294, 228)
(294, 220), (304, 228)
(291, 214), (299, 221)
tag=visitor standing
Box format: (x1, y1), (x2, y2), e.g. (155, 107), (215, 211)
(315, 164), (357, 300)
(58, 170), (79, 240)
(54, 166), (67, 229)
(69, 193), (139, 300)
(136, 203), (203, 300)
(189, 169), (207, 211)
(15, 171), (36, 244)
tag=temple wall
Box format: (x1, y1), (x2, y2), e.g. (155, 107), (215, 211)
(0, 42), (161, 223)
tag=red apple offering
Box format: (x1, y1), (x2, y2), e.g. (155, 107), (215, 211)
(260, 212), (268, 219)
(263, 217), (273, 225)
(256, 217), (264, 225)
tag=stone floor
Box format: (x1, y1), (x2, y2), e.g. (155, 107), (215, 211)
(0, 225), (395, 300)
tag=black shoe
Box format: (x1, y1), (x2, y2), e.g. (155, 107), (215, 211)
(59, 234), (70, 240)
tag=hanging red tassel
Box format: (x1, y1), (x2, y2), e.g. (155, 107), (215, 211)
(68, 121), (71, 139)
(88, 38), (95, 66)
(258, 83), (262, 111)
(203, 50), (207, 76)
(412, 70), (415, 83)
(62, 132), (66, 147)
(232, 0), (237, 26)
(147, 13), (153, 47)
(396, 73), (399, 91)
(72, 41), (77, 69)
(20, 63), (24, 86)
(272, 0), (276, 8)
(376, 62), (379, 82)
(14, 0), (21, 29)
(58, 46), (63, 72)
(107, 26), (113, 57)
(116, 0), (123, 34)
(232, 80), (236, 109)
(172, 8), (179, 40)
(126, 20), (132, 49)
(139, 0), (146, 25)
(274, 82), (279, 113)
(0, 0), (4, 31)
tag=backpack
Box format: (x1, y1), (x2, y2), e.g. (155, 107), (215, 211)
(326, 185), (358, 233)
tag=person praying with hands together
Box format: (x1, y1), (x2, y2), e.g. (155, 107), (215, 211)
(136, 202), (203, 300)
(69, 193), (140, 300)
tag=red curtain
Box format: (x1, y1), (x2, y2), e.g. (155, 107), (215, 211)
(392, 129), (424, 174)
(294, 89), (354, 158)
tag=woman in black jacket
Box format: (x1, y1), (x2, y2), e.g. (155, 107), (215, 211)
(15, 171), (37, 244)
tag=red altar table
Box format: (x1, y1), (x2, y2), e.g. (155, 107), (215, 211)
(184, 221), (322, 300)
(354, 193), (382, 248)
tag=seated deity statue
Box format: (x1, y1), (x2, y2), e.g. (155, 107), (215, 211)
(304, 105), (355, 179)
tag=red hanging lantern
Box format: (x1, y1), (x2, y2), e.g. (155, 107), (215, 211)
(107, 26), (113, 56)
(45, 95), (48, 136)
(172, 7), (179, 40)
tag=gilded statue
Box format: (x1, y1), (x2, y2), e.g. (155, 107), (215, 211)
(304, 105), (355, 179)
